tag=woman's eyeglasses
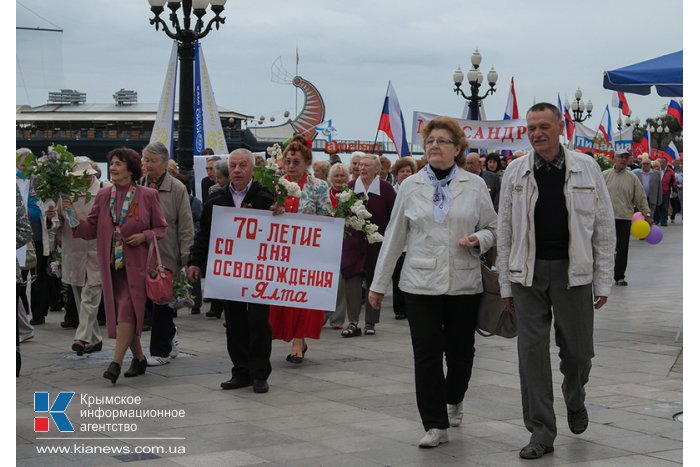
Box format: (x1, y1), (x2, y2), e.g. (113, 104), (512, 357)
(425, 138), (456, 147)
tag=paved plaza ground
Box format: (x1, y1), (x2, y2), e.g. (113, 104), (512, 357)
(17, 221), (684, 466)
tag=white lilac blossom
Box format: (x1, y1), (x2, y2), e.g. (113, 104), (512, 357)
(364, 223), (379, 234)
(278, 178), (301, 198)
(367, 232), (384, 244)
(266, 143), (282, 160)
(336, 190), (352, 203)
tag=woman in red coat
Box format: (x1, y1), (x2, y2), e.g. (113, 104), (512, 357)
(70, 148), (168, 384)
(268, 137), (333, 363)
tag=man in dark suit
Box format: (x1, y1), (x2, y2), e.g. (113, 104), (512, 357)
(187, 148), (274, 394)
(636, 157), (663, 220)
(465, 152), (500, 212)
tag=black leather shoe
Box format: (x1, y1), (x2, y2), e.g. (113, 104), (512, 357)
(72, 341), (86, 356)
(103, 362), (121, 384)
(191, 308), (201, 315)
(124, 358), (147, 377)
(567, 407), (589, 434)
(30, 317), (45, 325)
(206, 310), (222, 319)
(253, 379), (269, 393)
(221, 375), (252, 390)
(394, 314), (407, 320)
(519, 442), (554, 459)
(61, 321), (78, 329)
(84, 341), (103, 353)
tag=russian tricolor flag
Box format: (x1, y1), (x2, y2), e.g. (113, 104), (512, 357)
(503, 77), (519, 120)
(611, 91), (630, 116)
(598, 105), (613, 144)
(663, 141), (679, 161)
(378, 81), (410, 157)
(667, 99), (683, 128)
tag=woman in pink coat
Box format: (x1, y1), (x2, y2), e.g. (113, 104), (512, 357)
(69, 148), (167, 384)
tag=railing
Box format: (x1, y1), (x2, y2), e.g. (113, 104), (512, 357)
(17, 129), (153, 140)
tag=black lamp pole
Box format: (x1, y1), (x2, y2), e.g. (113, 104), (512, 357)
(147, 0), (226, 172)
(452, 49), (498, 120)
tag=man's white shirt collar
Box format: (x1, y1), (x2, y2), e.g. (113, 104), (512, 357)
(354, 176), (381, 197)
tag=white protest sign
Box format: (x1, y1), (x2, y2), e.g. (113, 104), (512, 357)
(573, 122), (634, 156)
(411, 111), (530, 151)
(203, 206), (345, 310)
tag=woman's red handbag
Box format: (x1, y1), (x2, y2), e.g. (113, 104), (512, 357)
(145, 236), (173, 305)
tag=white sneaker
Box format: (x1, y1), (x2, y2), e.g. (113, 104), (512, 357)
(447, 402), (463, 427)
(419, 428), (448, 448)
(146, 356), (171, 366)
(169, 327), (179, 359)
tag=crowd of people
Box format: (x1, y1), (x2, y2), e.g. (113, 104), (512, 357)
(15, 102), (682, 459)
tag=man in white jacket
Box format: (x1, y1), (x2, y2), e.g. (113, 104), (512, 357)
(497, 103), (615, 460)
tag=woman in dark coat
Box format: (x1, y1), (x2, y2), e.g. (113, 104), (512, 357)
(340, 153), (395, 337)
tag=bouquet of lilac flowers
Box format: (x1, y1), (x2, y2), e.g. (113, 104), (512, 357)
(169, 268), (195, 310)
(332, 187), (383, 244)
(17, 145), (92, 228)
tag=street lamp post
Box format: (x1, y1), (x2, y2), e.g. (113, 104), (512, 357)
(565, 88), (593, 122)
(147, 0), (227, 173)
(649, 118), (669, 149)
(616, 115), (633, 132)
(452, 49), (498, 120)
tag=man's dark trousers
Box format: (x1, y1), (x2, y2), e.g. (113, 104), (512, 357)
(614, 219), (631, 282)
(223, 300), (272, 381)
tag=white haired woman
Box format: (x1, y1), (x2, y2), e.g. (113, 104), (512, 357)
(326, 162), (351, 329)
(340, 153), (395, 337)
(140, 142), (194, 367)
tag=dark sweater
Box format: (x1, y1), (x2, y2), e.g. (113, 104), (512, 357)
(340, 178), (396, 279)
(534, 164), (569, 259)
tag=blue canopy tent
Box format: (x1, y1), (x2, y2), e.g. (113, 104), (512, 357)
(603, 50), (683, 97)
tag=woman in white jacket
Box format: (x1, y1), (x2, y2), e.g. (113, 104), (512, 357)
(369, 116), (497, 449)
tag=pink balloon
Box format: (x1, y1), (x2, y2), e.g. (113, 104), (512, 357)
(645, 225), (663, 245)
(631, 212), (645, 222)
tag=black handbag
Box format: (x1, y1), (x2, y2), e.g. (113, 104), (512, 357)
(476, 262), (517, 338)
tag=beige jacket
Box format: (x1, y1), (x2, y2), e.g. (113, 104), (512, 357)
(497, 147), (616, 298)
(603, 168), (651, 219)
(370, 169), (497, 296)
(59, 177), (108, 286)
(141, 173), (194, 273)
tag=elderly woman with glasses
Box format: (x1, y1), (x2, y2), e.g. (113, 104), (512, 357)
(268, 135), (333, 364)
(368, 116), (497, 448)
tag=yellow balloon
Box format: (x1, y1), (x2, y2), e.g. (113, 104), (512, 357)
(630, 220), (651, 239)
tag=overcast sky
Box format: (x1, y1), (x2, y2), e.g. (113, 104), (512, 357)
(16, 0), (684, 143)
